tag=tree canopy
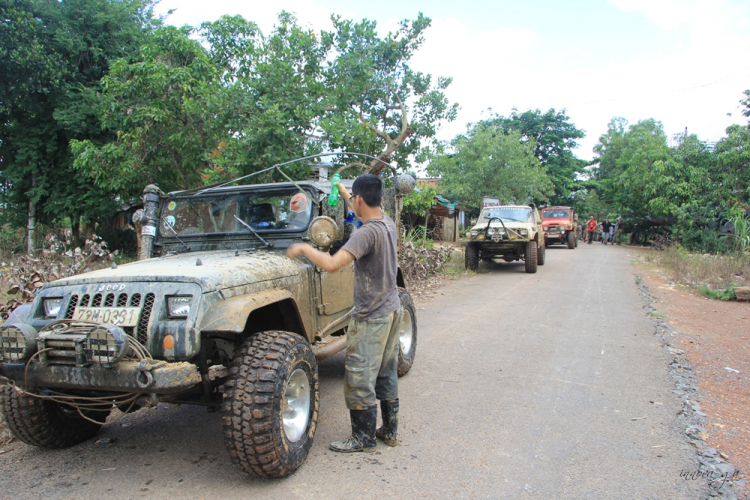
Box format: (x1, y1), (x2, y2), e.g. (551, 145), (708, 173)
(481, 108), (586, 205)
(0, 0), (157, 247)
(428, 121), (553, 210)
(72, 12), (457, 200)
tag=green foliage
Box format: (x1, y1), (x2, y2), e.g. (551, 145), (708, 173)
(697, 285), (736, 301)
(482, 108), (586, 205)
(0, 0), (157, 230)
(428, 122), (552, 209)
(73, 11), (456, 199)
(319, 13), (457, 172)
(403, 186), (437, 215)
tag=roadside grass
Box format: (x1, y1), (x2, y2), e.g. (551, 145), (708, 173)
(440, 248), (476, 279)
(644, 246), (749, 301)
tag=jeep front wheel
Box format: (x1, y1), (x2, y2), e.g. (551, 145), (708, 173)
(0, 386), (107, 448)
(465, 242), (479, 271)
(397, 291), (418, 377)
(525, 240), (538, 273)
(537, 239), (546, 265)
(567, 231), (576, 249)
(222, 331), (319, 478)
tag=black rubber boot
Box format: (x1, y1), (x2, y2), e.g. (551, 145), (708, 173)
(330, 406), (377, 453)
(376, 399), (399, 446)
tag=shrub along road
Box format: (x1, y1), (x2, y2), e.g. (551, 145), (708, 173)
(0, 243), (708, 498)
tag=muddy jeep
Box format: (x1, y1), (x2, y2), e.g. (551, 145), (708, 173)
(0, 173), (417, 478)
(464, 205), (544, 273)
(541, 206), (578, 249)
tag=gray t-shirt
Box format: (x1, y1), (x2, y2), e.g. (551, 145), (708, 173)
(341, 214), (400, 321)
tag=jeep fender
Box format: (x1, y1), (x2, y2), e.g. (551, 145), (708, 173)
(3, 304), (33, 327)
(199, 289), (307, 339)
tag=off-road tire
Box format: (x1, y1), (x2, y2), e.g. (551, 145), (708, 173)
(222, 331), (319, 478)
(537, 240), (546, 266)
(465, 242), (479, 271)
(525, 240), (538, 274)
(0, 386), (106, 448)
(397, 291), (418, 377)
(567, 231), (576, 249)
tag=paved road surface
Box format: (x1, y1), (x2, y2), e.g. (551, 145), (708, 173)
(0, 243), (703, 499)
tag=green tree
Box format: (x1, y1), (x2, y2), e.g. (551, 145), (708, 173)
(73, 11), (457, 197)
(483, 108), (586, 205)
(0, 0), (157, 252)
(428, 122), (552, 209)
(319, 13), (457, 173)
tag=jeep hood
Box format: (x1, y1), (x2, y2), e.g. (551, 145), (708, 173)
(542, 218), (572, 227)
(44, 250), (300, 293)
(471, 220), (534, 231)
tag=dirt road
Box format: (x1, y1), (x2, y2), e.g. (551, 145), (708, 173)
(0, 243), (708, 498)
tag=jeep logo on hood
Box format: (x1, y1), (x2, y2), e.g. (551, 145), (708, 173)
(97, 284), (126, 292)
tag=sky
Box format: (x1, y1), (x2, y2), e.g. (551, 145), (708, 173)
(153, 0), (750, 161)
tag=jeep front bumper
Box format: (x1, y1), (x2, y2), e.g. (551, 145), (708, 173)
(0, 360), (201, 395)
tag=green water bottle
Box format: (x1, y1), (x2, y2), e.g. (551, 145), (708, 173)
(328, 173), (341, 206)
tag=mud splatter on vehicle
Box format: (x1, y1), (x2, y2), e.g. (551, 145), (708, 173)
(0, 161), (418, 478)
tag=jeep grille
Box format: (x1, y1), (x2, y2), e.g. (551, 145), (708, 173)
(137, 293), (155, 345)
(63, 292), (155, 346)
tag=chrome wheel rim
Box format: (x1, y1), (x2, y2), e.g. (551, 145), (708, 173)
(282, 368), (311, 443)
(399, 309), (414, 356)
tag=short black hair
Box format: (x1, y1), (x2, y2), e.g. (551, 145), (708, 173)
(352, 174), (383, 208)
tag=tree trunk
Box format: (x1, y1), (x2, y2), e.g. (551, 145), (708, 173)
(27, 199), (35, 256)
(27, 173), (36, 256)
(72, 219), (81, 247)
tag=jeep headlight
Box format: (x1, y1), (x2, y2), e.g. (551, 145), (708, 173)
(470, 230), (478, 237)
(519, 229), (528, 236)
(167, 296), (193, 318)
(558, 225), (565, 231)
(84, 324), (129, 365)
(43, 297), (63, 318)
(0, 324), (38, 362)
(487, 228), (496, 235)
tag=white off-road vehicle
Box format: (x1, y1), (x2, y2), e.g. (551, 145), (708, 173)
(465, 205), (544, 273)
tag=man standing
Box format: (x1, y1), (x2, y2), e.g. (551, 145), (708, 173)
(287, 174), (403, 453)
(587, 215), (597, 244)
(601, 217), (612, 245)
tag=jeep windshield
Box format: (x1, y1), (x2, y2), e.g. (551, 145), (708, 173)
(482, 207), (533, 223)
(542, 209), (570, 219)
(160, 188), (314, 237)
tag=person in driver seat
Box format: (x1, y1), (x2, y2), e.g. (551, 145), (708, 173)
(288, 192), (310, 228)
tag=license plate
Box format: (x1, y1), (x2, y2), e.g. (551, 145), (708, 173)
(73, 307), (142, 327)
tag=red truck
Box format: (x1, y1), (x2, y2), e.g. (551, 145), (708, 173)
(542, 206), (578, 249)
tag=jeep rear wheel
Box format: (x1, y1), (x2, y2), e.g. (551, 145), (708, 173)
(525, 240), (538, 273)
(537, 240), (546, 265)
(397, 292), (418, 377)
(0, 386), (107, 449)
(222, 331), (319, 478)
(567, 231), (576, 249)
(465, 242), (479, 271)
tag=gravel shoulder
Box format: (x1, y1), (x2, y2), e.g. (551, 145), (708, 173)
(633, 248), (749, 497)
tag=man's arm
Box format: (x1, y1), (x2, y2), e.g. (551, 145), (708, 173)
(335, 182), (354, 212)
(287, 243), (354, 272)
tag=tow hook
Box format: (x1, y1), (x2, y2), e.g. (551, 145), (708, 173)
(135, 359), (167, 389)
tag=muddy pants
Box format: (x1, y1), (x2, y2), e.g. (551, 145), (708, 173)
(344, 307), (404, 410)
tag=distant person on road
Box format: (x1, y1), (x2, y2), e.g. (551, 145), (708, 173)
(287, 174), (403, 454)
(601, 218), (612, 245)
(587, 216), (597, 244)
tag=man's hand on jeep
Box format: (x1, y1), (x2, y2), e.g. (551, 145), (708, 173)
(287, 242), (354, 273)
(287, 243), (307, 258)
